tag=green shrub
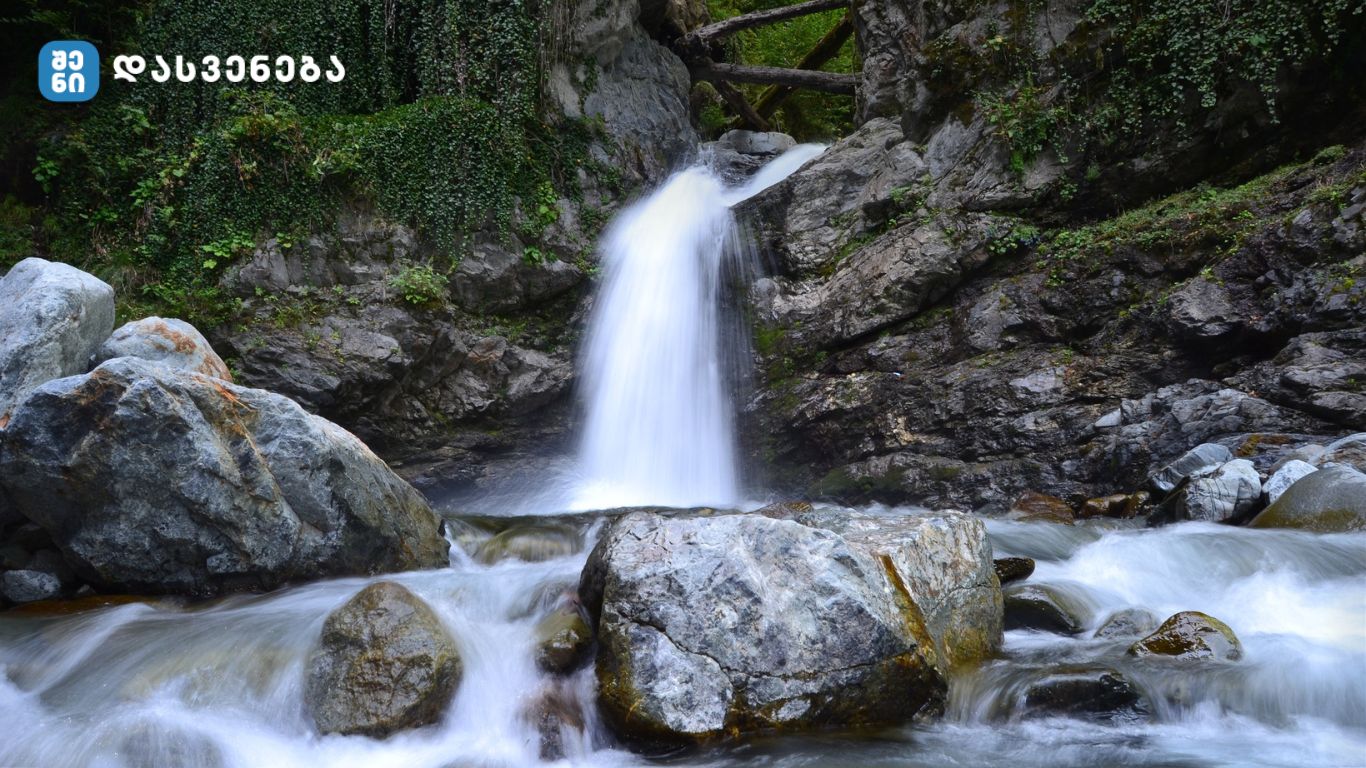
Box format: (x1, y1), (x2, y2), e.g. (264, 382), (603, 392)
(389, 263), (449, 306)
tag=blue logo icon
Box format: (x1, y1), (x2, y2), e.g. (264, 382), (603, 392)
(39, 41), (99, 102)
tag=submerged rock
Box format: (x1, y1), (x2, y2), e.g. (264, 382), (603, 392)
(1248, 465), (1366, 533)
(1094, 608), (1159, 640)
(993, 557), (1035, 585)
(1129, 611), (1243, 662)
(306, 581), (462, 738)
(475, 524), (582, 565)
(580, 509), (1000, 744)
(94, 316), (233, 380)
(524, 680), (588, 761)
(1020, 668), (1150, 722)
(0, 357), (449, 595)
(0, 257), (115, 427)
(534, 599), (594, 675)
(1003, 584), (1088, 635)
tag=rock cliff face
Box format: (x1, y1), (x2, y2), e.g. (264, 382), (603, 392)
(213, 0), (697, 500)
(739, 0), (1366, 509)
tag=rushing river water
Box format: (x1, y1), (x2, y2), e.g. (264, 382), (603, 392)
(1, 515), (1362, 767)
(2, 149), (1364, 767)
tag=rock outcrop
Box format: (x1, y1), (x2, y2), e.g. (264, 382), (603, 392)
(736, 0), (1365, 511)
(0, 357), (449, 595)
(579, 508), (1000, 744)
(306, 581), (462, 737)
(0, 257), (115, 428)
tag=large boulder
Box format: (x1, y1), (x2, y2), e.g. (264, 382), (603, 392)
(0, 257), (115, 427)
(1248, 465), (1366, 533)
(94, 316), (232, 380)
(305, 581), (462, 737)
(579, 509), (1000, 744)
(0, 357), (449, 595)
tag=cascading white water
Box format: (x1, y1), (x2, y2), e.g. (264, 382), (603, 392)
(571, 144), (824, 510)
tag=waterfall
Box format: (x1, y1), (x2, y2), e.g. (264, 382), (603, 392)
(571, 144), (824, 510)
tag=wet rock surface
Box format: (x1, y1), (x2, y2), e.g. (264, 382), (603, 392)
(1003, 584), (1088, 635)
(306, 581), (462, 737)
(993, 557), (1035, 585)
(1094, 609), (1160, 640)
(1129, 611), (1243, 662)
(579, 508), (1001, 743)
(1020, 668), (1151, 723)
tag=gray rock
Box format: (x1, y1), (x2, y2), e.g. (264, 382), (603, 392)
(1, 569), (63, 603)
(1248, 464), (1366, 533)
(1321, 433), (1366, 473)
(714, 130), (796, 157)
(1129, 611), (1243, 662)
(1150, 443), (1233, 495)
(1155, 458), (1261, 524)
(306, 581), (462, 737)
(0, 258), (115, 427)
(994, 557), (1035, 585)
(1165, 278), (1240, 340)
(0, 357), (449, 595)
(95, 317), (233, 380)
(1094, 608), (1159, 640)
(580, 509), (999, 743)
(1262, 459), (1318, 506)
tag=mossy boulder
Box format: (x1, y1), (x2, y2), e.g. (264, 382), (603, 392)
(1248, 465), (1366, 533)
(1128, 611), (1242, 662)
(1003, 584), (1088, 635)
(305, 581), (462, 737)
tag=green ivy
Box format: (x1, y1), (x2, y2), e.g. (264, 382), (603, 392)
(14, 0), (587, 328)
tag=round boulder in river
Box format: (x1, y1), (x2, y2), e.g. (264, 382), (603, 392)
(1128, 611), (1243, 662)
(1248, 465), (1366, 533)
(306, 581), (462, 737)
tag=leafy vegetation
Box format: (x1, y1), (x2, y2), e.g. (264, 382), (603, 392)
(968, 0), (1363, 175)
(1, 0), (592, 328)
(705, 1), (858, 140)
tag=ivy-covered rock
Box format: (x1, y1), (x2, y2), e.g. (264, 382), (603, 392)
(306, 581), (462, 737)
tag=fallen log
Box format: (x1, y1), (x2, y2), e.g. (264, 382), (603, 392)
(681, 0), (847, 48)
(752, 12), (855, 119)
(692, 61), (857, 95)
